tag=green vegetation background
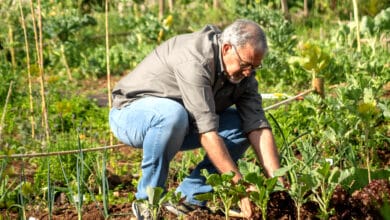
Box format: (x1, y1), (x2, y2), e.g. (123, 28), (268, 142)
(0, 0), (389, 214)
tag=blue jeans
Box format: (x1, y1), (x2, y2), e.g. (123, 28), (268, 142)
(109, 97), (249, 205)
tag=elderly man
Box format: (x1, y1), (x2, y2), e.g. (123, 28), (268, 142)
(109, 19), (283, 219)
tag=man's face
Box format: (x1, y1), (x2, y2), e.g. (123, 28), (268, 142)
(222, 43), (264, 84)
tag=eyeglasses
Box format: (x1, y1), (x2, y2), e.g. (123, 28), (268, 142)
(232, 45), (263, 71)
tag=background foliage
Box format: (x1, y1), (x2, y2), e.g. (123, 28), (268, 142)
(0, 0), (389, 217)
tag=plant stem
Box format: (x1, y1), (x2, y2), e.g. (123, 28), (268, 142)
(47, 158), (52, 220)
(60, 44), (73, 81)
(102, 149), (109, 218)
(0, 81), (13, 143)
(297, 204), (301, 220)
(18, 157), (26, 220)
(58, 155), (76, 205)
(365, 128), (371, 183)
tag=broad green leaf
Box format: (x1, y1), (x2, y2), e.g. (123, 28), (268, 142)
(146, 186), (163, 206)
(221, 171), (235, 182)
(244, 172), (264, 185)
(194, 192), (213, 201)
(205, 173), (222, 186)
(265, 177), (278, 191)
(300, 173), (317, 191)
(317, 162), (331, 178)
(273, 165), (293, 177)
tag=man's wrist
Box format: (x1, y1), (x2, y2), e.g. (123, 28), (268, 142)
(232, 172), (243, 184)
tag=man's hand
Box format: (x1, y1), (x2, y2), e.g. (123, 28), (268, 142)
(238, 185), (257, 219)
(239, 196), (253, 219)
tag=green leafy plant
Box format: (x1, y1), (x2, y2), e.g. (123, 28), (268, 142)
(146, 186), (164, 220)
(285, 162), (316, 220)
(288, 41), (330, 81)
(243, 172), (278, 220)
(196, 171), (246, 220)
(309, 162), (351, 219)
(0, 175), (20, 210)
(144, 186), (181, 220)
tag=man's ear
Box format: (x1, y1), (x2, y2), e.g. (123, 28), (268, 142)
(221, 43), (232, 56)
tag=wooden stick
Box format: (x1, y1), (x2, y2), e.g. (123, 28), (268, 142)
(105, 0), (113, 146)
(352, 0), (361, 52)
(312, 77), (325, 98)
(264, 88), (314, 111)
(0, 144), (127, 159)
(264, 77), (324, 111)
(18, 0), (36, 138)
(36, 0), (51, 144)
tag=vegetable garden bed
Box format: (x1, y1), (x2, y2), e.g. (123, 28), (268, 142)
(1, 148), (389, 220)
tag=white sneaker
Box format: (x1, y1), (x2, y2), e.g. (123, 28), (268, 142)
(132, 201), (152, 220)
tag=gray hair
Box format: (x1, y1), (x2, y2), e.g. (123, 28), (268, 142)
(221, 19), (268, 54)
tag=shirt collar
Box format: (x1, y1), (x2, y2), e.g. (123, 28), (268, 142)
(216, 36), (226, 76)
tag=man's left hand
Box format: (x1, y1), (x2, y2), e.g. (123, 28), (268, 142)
(239, 196), (253, 219)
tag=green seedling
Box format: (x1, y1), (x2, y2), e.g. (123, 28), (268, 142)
(0, 175), (21, 210)
(244, 172), (278, 220)
(146, 186), (164, 220)
(309, 162), (351, 219)
(145, 186), (181, 220)
(284, 161), (317, 220)
(196, 170), (246, 220)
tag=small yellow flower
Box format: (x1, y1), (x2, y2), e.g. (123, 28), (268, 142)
(273, 93), (285, 99)
(357, 101), (379, 118)
(163, 15), (173, 29)
(79, 134), (86, 140)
